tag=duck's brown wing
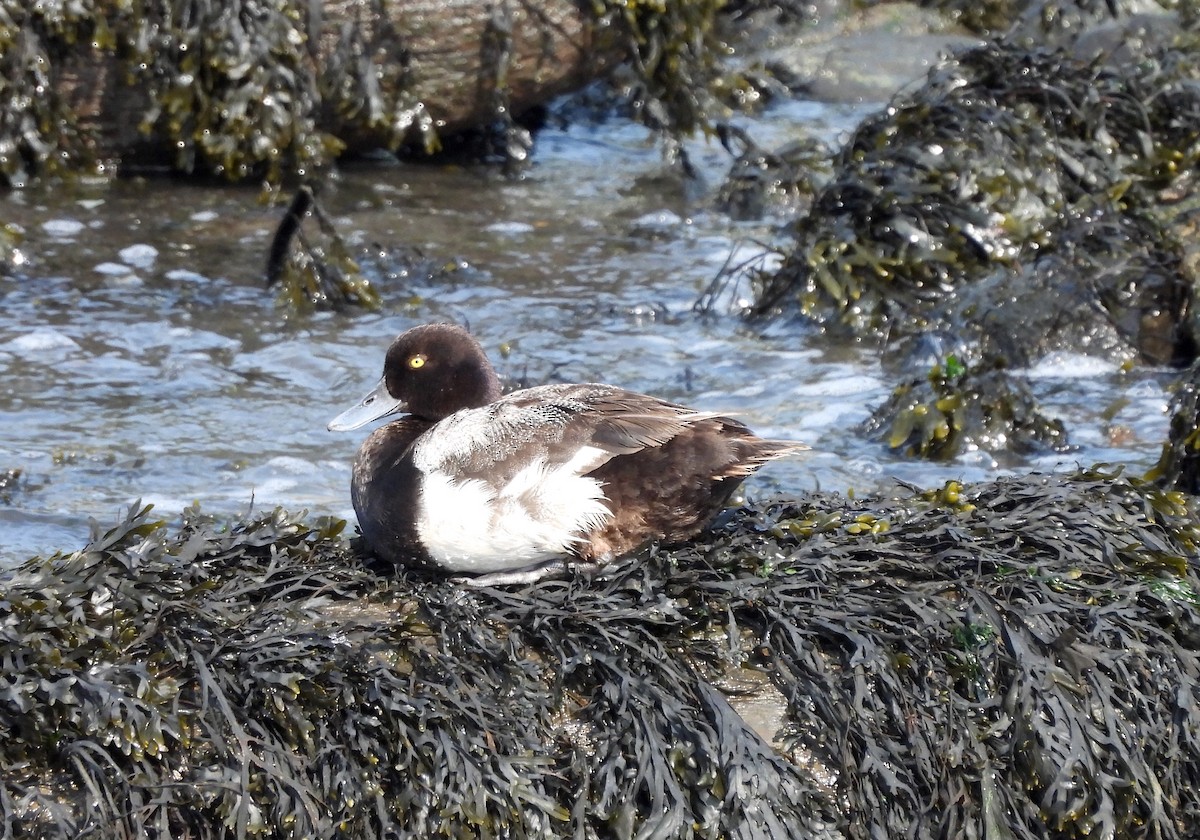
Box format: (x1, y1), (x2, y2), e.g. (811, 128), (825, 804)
(520, 385), (811, 470)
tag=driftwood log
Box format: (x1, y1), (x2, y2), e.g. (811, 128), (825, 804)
(32, 0), (618, 174)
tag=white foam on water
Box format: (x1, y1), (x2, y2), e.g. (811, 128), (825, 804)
(119, 244), (159, 270)
(41, 218), (86, 237)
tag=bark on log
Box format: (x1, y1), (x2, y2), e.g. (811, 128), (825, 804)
(51, 0), (616, 171)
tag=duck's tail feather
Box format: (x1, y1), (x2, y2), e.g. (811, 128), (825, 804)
(722, 438), (810, 477)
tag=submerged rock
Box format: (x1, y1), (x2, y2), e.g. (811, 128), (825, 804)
(4, 468), (1199, 838)
(754, 2), (984, 104)
(714, 124), (831, 222)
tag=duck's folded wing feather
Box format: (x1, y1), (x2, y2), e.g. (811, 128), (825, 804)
(511, 384), (728, 454)
(587, 406), (724, 451)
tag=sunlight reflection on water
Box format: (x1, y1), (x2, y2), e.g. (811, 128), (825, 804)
(0, 99), (1172, 563)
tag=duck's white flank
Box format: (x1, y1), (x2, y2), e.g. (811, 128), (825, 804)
(413, 445), (615, 572)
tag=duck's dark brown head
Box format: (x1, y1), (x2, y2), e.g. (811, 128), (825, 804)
(328, 323), (503, 430)
(383, 324), (502, 420)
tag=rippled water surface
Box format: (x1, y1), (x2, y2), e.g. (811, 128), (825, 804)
(0, 99), (1174, 564)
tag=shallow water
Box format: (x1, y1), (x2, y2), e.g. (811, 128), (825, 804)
(0, 97), (1174, 565)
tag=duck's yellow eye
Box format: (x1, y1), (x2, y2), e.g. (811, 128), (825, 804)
(408, 354), (426, 369)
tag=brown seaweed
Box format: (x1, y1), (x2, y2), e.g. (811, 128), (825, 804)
(861, 355), (1068, 460)
(1148, 359), (1200, 494)
(753, 40), (1200, 367)
(4, 465), (1199, 838)
(264, 184), (380, 310)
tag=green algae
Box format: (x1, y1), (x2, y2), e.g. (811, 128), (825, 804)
(591, 0), (728, 139)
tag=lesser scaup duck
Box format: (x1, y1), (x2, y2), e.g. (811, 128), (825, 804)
(329, 323), (807, 585)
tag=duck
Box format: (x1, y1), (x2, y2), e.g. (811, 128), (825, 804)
(328, 323), (807, 585)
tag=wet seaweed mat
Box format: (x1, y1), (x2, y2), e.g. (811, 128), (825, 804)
(3, 469), (1199, 838)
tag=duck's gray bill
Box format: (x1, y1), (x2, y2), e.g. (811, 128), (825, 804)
(328, 380), (406, 431)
